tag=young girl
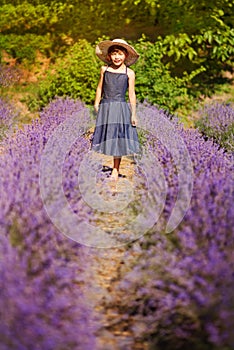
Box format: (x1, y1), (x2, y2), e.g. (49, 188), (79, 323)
(91, 38), (140, 181)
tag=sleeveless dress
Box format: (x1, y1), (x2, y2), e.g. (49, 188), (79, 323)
(91, 66), (140, 157)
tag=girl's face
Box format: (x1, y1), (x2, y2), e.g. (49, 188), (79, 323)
(109, 49), (127, 66)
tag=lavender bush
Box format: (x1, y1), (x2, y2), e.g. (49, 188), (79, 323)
(1, 97), (233, 349)
(0, 97), (96, 349)
(0, 65), (21, 88)
(0, 98), (18, 140)
(107, 105), (234, 350)
(0, 236), (95, 350)
(196, 102), (234, 152)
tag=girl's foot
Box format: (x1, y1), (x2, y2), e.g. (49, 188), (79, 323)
(110, 168), (119, 181)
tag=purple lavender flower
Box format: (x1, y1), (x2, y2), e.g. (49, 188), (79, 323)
(0, 236), (96, 350)
(0, 65), (21, 87)
(110, 103), (234, 349)
(0, 98), (11, 126)
(0, 98), (18, 139)
(196, 102), (234, 151)
(1, 97), (233, 349)
(0, 97), (97, 349)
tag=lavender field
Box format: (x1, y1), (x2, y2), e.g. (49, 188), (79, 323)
(0, 96), (233, 350)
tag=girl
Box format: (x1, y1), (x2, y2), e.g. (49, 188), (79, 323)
(91, 38), (140, 181)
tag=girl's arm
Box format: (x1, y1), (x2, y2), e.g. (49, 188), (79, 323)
(94, 66), (105, 113)
(128, 68), (137, 126)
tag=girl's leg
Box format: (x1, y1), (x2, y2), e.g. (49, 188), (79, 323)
(113, 156), (121, 172)
(111, 156), (121, 180)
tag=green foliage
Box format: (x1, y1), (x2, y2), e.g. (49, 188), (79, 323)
(161, 24), (234, 68)
(122, 0), (234, 35)
(1, 0), (233, 114)
(133, 38), (205, 111)
(0, 0), (131, 61)
(38, 39), (100, 106)
(0, 0), (233, 87)
(37, 37), (205, 112)
(0, 34), (52, 63)
(0, 2), (73, 62)
(121, 1), (234, 91)
(157, 21), (234, 99)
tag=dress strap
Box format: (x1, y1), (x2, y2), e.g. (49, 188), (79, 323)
(105, 65), (128, 74)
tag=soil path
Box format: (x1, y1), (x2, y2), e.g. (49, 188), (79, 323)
(84, 154), (148, 350)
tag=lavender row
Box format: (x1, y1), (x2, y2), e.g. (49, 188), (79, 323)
(0, 98), (96, 350)
(1, 97), (233, 349)
(109, 104), (234, 349)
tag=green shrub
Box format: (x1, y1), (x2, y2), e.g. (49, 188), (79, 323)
(134, 38), (204, 113)
(38, 37), (205, 112)
(0, 34), (52, 63)
(38, 39), (100, 106)
(133, 39), (201, 111)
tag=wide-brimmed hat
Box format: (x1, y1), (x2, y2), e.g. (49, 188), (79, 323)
(95, 39), (140, 66)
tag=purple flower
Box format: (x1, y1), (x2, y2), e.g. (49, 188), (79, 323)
(0, 98), (18, 139)
(0, 97), (97, 349)
(110, 103), (234, 349)
(196, 102), (234, 151)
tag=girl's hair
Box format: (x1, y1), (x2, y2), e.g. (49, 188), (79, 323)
(107, 45), (128, 55)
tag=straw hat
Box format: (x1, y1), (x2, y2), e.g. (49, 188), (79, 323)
(95, 39), (140, 66)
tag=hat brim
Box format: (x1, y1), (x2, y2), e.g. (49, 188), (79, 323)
(95, 40), (139, 66)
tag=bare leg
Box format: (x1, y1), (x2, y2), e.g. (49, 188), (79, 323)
(113, 157), (121, 172)
(110, 157), (121, 180)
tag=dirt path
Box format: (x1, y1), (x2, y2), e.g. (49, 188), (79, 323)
(84, 154), (148, 350)
(90, 248), (149, 350)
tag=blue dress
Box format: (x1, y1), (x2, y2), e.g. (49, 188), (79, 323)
(91, 66), (140, 157)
